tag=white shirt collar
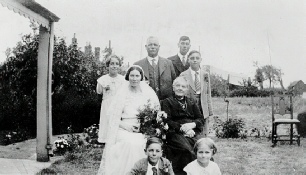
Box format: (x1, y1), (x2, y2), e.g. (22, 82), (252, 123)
(178, 52), (188, 62)
(147, 56), (159, 63)
(146, 161), (159, 175)
(190, 67), (201, 76)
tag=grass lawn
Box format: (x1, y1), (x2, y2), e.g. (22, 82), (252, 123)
(6, 97), (306, 174)
(39, 137), (306, 175)
(215, 137), (306, 174)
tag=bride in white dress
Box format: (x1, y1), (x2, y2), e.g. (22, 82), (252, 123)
(98, 65), (160, 175)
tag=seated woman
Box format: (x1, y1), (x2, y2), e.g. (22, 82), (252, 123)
(161, 76), (205, 175)
(98, 65), (160, 175)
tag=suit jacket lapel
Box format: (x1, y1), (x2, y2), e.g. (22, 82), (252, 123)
(187, 69), (196, 91)
(158, 158), (164, 174)
(141, 159), (148, 173)
(158, 57), (167, 76)
(184, 61), (190, 69)
(174, 55), (184, 73)
(200, 68), (207, 93)
(143, 58), (150, 80)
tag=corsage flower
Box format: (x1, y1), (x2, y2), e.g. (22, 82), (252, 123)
(104, 85), (110, 91)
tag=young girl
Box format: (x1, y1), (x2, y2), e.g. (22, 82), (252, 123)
(183, 138), (221, 175)
(96, 55), (125, 144)
(127, 137), (174, 175)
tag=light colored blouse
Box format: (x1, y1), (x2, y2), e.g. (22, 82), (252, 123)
(184, 160), (221, 175)
(96, 74), (124, 100)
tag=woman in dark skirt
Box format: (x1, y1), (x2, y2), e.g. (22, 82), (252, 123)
(161, 76), (204, 175)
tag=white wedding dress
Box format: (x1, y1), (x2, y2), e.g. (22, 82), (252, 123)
(98, 81), (160, 175)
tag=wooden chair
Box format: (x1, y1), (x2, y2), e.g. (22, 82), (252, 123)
(271, 94), (300, 146)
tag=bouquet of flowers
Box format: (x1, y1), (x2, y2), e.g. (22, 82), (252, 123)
(137, 100), (169, 140)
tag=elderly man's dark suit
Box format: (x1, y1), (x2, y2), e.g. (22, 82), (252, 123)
(134, 57), (176, 100)
(168, 54), (190, 77)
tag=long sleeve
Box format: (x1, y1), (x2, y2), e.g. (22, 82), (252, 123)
(169, 61), (177, 80)
(206, 72), (213, 116)
(201, 67), (214, 118)
(191, 100), (205, 133)
(161, 99), (182, 133)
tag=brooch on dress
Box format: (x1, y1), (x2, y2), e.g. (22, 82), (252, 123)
(177, 100), (187, 109)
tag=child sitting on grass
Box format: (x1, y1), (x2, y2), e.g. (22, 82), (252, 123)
(183, 138), (221, 175)
(127, 137), (174, 175)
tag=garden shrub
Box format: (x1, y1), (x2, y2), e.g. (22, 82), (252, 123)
(83, 124), (99, 145)
(215, 118), (245, 138)
(53, 126), (86, 156)
(229, 89), (273, 97)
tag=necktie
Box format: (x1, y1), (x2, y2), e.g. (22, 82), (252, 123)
(195, 71), (201, 93)
(152, 59), (157, 68)
(152, 167), (157, 175)
(182, 56), (186, 66)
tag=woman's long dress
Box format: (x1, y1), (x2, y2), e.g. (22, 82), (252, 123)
(98, 81), (160, 175)
(161, 96), (205, 175)
(96, 74), (124, 143)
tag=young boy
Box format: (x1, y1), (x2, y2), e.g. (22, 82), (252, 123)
(127, 137), (174, 175)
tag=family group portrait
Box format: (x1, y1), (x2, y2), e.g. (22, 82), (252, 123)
(0, 0), (306, 175)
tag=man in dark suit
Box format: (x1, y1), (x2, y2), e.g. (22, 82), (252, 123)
(168, 36), (191, 76)
(134, 36), (176, 100)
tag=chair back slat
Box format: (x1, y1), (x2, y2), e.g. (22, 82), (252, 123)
(271, 94), (293, 119)
(279, 97), (286, 115)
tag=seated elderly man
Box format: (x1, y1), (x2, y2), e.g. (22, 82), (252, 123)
(161, 76), (204, 175)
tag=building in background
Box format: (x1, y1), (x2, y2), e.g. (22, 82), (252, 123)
(288, 80), (306, 96)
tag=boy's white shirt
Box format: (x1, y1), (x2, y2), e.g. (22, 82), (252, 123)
(146, 160), (159, 175)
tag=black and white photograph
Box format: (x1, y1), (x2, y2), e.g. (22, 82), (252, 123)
(0, 0), (305, 174)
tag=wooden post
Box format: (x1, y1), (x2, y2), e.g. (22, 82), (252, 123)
(36, 23), (54, 162)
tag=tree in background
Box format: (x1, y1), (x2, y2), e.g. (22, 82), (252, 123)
(0, 33), (39, 134)
(253, 62), (284, 90)
(210, 73), (228, 97)
(0, 30), (107, 135)
(254, 68), (264, 90)
(275, 69), (285, 90)
(5, 48), (11, 59)
(261, 65), (282, 89)
(253, 61), (264, 90)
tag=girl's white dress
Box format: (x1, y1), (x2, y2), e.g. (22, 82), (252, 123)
(98, 81), (160, 175)
(183, 160), (221, 175)
(96, 74), (124, 143)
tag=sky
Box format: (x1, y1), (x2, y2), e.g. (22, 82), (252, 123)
(0, 0), (305, 87)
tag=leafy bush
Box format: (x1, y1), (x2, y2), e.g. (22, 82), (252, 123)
(229, 89), (273, 97)
(0, 32), (105, 136)
(52, 90), (101, 135)
(215, 118), (245, 138)
(83, 124), (99, 145)
(53, 126), (85, 156)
